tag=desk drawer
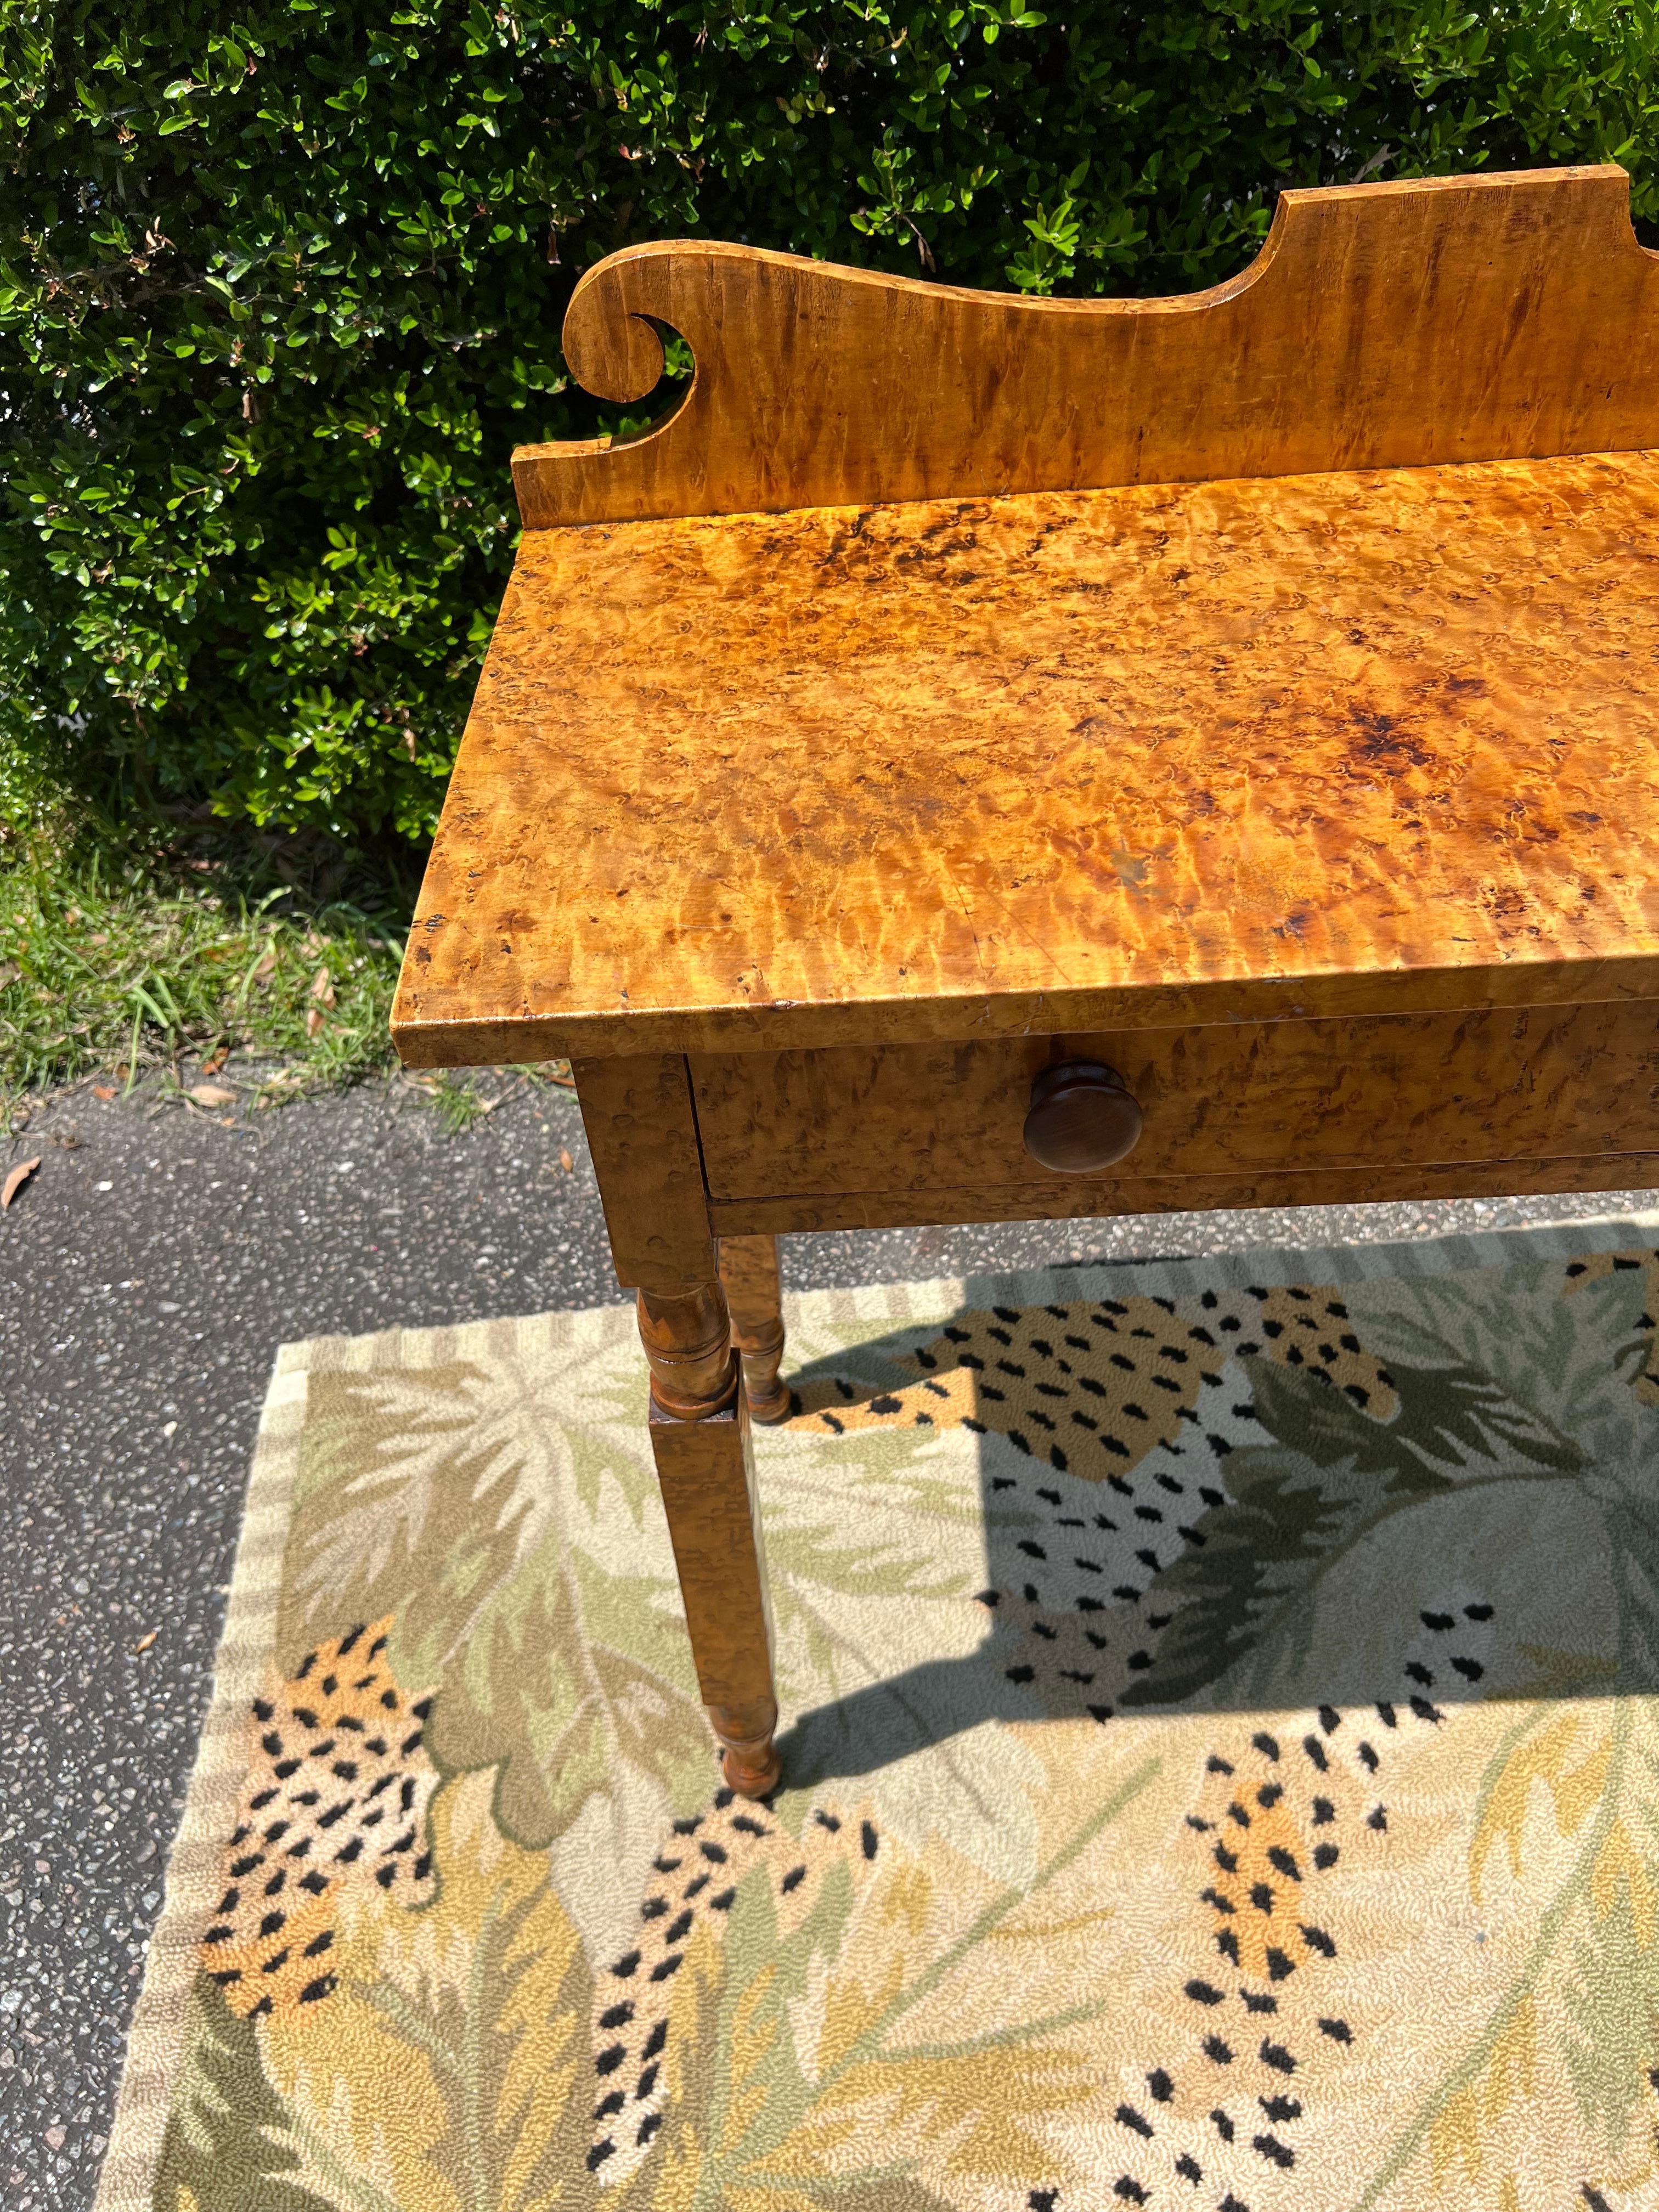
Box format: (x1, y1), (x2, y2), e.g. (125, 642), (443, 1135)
(690, 1002), (1659, 1205)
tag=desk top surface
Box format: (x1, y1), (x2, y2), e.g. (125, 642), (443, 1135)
(393, 448), (1659, 1064)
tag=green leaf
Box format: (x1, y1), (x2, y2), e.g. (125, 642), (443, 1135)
(1119, 1435), (1378, 1706)
(153, 1974), (332, 2212)
(281, 1350), (712, 1855)
(1247, 1346), (1577, 1488)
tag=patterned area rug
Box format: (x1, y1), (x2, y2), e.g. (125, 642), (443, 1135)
(99, 1220), (1659, 2212)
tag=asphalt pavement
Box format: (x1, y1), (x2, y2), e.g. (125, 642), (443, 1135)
(1, 1062), (1650, 2209)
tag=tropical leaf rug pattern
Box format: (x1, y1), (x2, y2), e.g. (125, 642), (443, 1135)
(97, 1220), (1659, 2212)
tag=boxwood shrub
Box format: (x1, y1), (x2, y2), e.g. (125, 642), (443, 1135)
(3, 1), (1654, 845)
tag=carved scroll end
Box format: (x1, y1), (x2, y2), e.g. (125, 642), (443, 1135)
(561, 250), (669, 402)
(512, 246), (702, 527)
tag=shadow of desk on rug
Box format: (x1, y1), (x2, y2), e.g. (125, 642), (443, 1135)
(393, 161), (1659, 1799)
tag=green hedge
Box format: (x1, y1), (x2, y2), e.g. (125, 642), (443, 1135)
(3, 1), (1655, 846)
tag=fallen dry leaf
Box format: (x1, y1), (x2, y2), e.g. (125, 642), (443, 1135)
(92, 1084), (117, 1102)
(189, 1084), (237, 1108)
(200, 1046), (228, 1076)
(560, 1146), (574, 1173)
(310, 965), (336, 1007)
(132, 1630), (157, 1654)
(477, 1074), (524, 1119)
(251, 946), (278, 985)
(0, 962), (19, 990)
(1, 1156), (41, 1210)
(305, 1006), (325, 1038)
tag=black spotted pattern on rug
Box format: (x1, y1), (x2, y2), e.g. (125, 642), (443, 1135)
(588, 1787), (882, 2184)
(200, 1616), (438, 2018)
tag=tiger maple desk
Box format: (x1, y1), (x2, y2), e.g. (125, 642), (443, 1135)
(393, 164), (1659, 1799)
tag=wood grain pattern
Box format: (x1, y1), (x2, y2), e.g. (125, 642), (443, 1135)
(716, 1234), (789, 1423)
(514, 167), (1659, 527)
(690, 1003), (1659, 1200)
(551, 1065), (780, 1795)
(393, 452), (1659, 1066)
(1022, 1062), (1144, 1174)
(707, 1154), (1659, 1239)
(401, 162), (1659, 1797)
(569, 1054), (712, 1291)
(646, 1396), (780, 1799)
(571, 1056), (781, 1793)
(636, 1283), (738, 1419)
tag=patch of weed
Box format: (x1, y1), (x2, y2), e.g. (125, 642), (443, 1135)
(0, 820), (408, 1111)
(422, 1070), (491, 1136)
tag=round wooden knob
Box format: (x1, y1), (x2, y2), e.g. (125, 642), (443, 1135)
(1023, 1061), (1143, 1174)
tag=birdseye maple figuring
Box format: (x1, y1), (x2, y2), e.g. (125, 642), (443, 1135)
(396, 448), (1659, 1064)
(511, 165), (1659, 527)
(392, 164), (1659, 1800)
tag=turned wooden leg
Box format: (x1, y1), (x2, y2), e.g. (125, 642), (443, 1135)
(637, 1282), (782, 1798)
(718, 1233), (791, 1423)
(573, 1054), (785, 1799)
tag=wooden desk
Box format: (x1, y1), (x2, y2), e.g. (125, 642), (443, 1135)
(393, 164), (1659, 1798)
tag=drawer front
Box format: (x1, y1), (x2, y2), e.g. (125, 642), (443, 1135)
(689, 1002), (1659, 1201)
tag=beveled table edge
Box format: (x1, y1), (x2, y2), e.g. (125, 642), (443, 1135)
(390, 956), (1659, 1069)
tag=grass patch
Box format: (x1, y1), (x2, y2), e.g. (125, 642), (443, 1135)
(0, 816), (576, 1130)
(411, 1068), (498, 1136)
(398, 1065), (561, 1133)
(0, 819), (409, 1113)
